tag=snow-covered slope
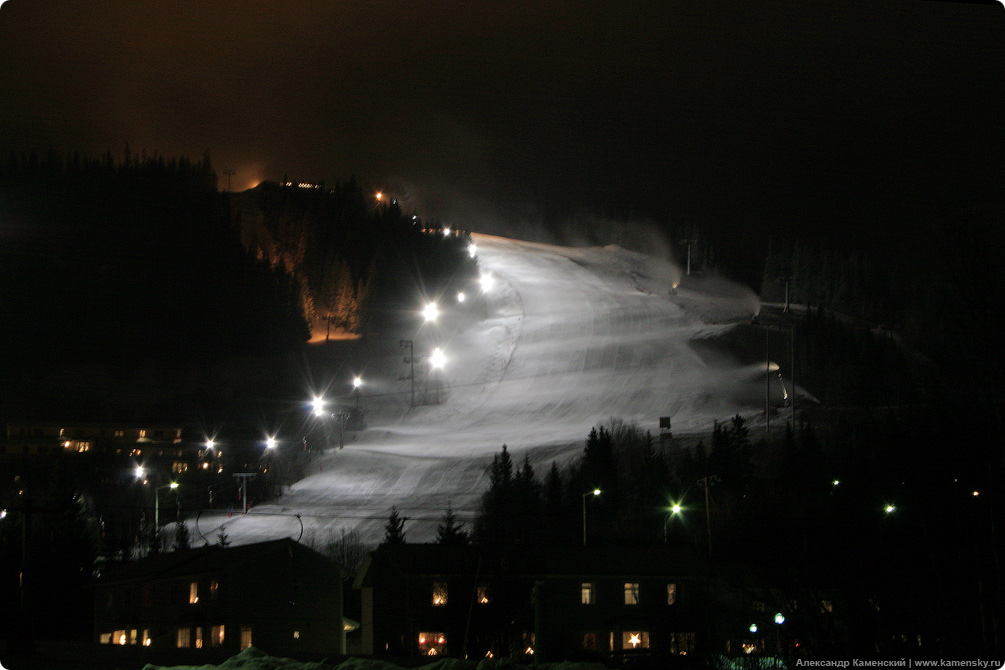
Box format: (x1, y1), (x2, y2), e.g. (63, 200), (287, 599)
(196, 234), (782, 546)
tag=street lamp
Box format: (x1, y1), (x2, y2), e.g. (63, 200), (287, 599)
(664, 502), (682, 543)
(154, 482), (179, 548)
(429, 347), (446, 404)
(422, 302), (439, 322)
(479, 272), (495, 293)
(582, 488), (601, 546)
(352, 375), (363, 411)
(311, 395), (326, 417)
(265, 436), (277, 450)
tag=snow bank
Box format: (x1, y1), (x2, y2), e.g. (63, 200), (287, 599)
(142, 647), (608, 670)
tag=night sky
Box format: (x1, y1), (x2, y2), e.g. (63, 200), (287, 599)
(1, 0), (1002, 243)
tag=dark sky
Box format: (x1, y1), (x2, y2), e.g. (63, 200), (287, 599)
(1, 0), (1002, 242)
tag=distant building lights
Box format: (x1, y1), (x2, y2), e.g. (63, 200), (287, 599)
(774, 613), (785, 625)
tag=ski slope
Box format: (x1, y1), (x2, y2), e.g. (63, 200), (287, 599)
(197, 234), (783, 547)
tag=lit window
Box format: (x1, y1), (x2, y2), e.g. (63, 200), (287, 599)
(293, 630), (300, 639)
(100, 633), (111, 644)
(667, 583), (677, 605)
(583, 632), (597, 650)
(210, 580), (219, 599)
(418, 632), (446, 656)
(432, 581), (448, 606)
(624, 582), (640, 605)
(622, 631), (650, 649)
(139, 429), (147, 438)
(114, 430), (124, 438)
(176, 628), (191, 648)
(114, 630), (126, 645)
(581, 582), (596, 605)
(211, 625), (225, 646)
(477, 585), (490, 604)
(669, 632), (696, 655)
(240, 626), (252, 650)
(142, 630), (151, 646)
(130, 628), (138, 645)
(172, 461), (189, 474)
(189, 581), (199, 604)
(195, 627), (203, 649)
(820, 600), (833, 613)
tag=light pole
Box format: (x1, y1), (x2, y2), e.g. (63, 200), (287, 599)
(154, 482), (179, 547)
(663, 503), (682, 543)
(352, 376), (363, 412)
(400, 340), (416, 407)
(429, 347), (446, 404)
(582, 488), (601, 546)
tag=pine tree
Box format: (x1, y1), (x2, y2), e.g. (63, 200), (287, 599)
(216, 527), (231, 548)
(436, 503), (469, 546)
(174, 520), (191, 550)
(382, 506), (406, 545)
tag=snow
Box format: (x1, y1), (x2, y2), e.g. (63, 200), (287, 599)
(141, 646), (608, 670)
(190, 234), (792, 546)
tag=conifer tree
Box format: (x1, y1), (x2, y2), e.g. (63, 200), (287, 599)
(436, 502), (469, 545)
(382, 506), (406, 545)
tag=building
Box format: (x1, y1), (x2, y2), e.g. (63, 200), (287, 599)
(94, 539), (350, 657)
(351, 544), (709, 662)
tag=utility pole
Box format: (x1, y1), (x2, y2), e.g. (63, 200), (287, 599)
(791, 325), (797, 432)
(400, 339), (415, 408)
(698, 475), (717, 557)
(232, 473), (256, 515)
(780, 276), (793, 313)
(765, 329), (771, 438)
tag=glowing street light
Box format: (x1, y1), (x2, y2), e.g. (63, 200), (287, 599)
(774, 613), (785, 625)
(134, 465), (146, 480)
(749, 624), (758, 634)
(457, 291), (466, 303)
(443, 227), (451, 237)
(468, 243), (477, 258)
(352, 375), (363, 411)
(582, 488), (601, 546)
(671, 504), (682, 514)
(205, 439), (216, 450)
(375, 191), (383, 201)
(479, 272), (495, 293)
(311, 396), (326, 417)
(265, 437), (277, 450)
(884, 504), (896, 514)
(429, 347), (446, 370)
(422, 302), (439, 322)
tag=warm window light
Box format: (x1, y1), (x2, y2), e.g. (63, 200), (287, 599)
(443, 227), (451, 237)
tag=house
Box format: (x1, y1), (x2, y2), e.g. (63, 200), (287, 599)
(93, 538), (350, 657)
(351, 543), (709, 662)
